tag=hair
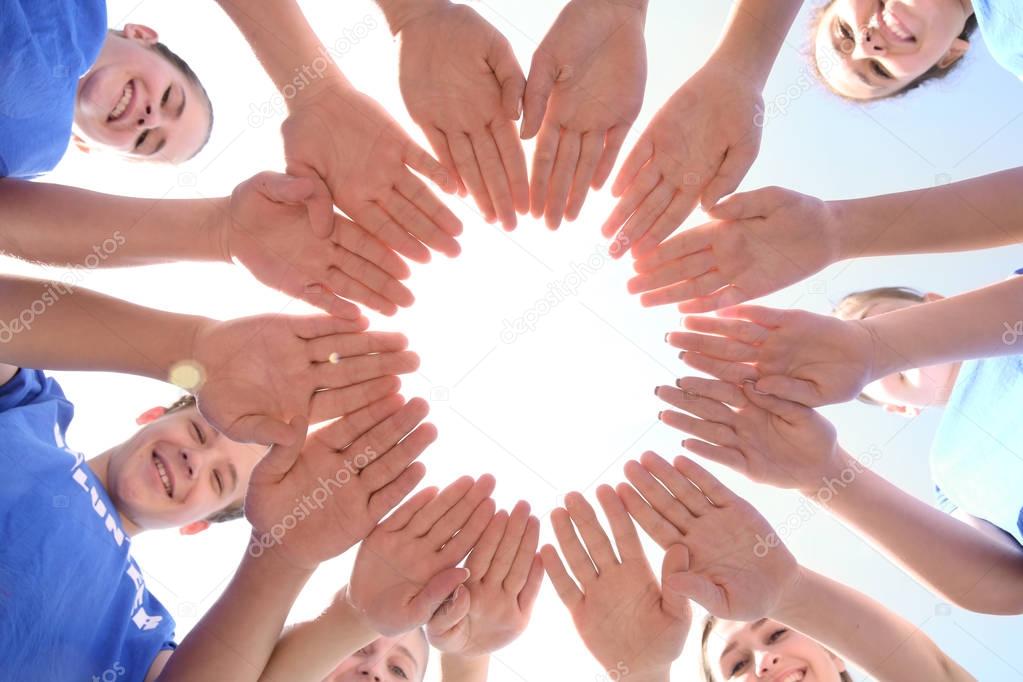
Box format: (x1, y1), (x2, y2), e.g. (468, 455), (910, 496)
(833, 287), (927, 406)
(700, 615), (855, 681)
(809, 0), (979, 102)
(163, 394), (245, 524)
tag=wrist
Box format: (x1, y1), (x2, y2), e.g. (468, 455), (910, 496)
(766, 563), (810, 625)
(327, 585), (379, 647)
(798, 446), (855, 499)
(440, 652), (491, 678)
(377, 0), (450, 34)
(575, 0), (649, 18)
(617, 665), (670, 682)
(857, 316), (905, 381)
(208, 196), (233, 265)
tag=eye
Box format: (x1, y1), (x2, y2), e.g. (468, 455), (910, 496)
(213, 470), (224, 494)
(870, 60), (893, 79)
(134, 129), (150, 151)
(728, 656), (749, 677)
(161, 86), (171, 107)
(769, 627), (789, 643)
(190, 421), (206, 445)
(390, 665), (408, 679)
(837, 18), (854, 40)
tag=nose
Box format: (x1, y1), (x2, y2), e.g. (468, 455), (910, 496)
(135, 103), (162, 130)
(180, 450), (199, 480)
(854, 24), (887, 58)
(356, 663), (383, 681)
(755, 650), (780, 676)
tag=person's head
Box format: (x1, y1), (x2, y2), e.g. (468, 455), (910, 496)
(74, 24), (214, 164)
(93, 394), (264, 536)
(811, 0), (977, 101)
(324, 630), (430, 682)
(701, 615), (852, 681)
(834, 287), (960, 416)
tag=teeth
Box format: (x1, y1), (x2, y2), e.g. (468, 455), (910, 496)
(779, 672), (804, 682)
(109, 82), (133, 121)
(153, 453), (172, 498)
(882, 9), (912, 40)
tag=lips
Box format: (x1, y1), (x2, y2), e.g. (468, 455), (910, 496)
(152, 451), (175, 498)
(877, 5), (915, 42)
(108, 80), (136, 123)
(773, 668), (806, 682)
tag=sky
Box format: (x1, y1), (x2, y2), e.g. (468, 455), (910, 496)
(5, 0), (1023, 679)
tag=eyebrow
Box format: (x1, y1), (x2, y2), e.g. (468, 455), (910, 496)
(719, 619), (770, 661)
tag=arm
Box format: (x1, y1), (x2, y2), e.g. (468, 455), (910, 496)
(439, 653), (490, 682)
(710, 0), (804, 89)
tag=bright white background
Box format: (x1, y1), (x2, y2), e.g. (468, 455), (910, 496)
(5, 0), (1023, 679)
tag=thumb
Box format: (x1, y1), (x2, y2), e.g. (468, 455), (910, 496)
(754, 375), (823, 407)
(410, 568), (472, 624)
(250, 416), (308, 484)
(701, 138), (761, 211)
(705, 187), (771, 222)
(663, 570), (727, 617)
(278, 166), (335, 239)
(741, 382), (808, 422)
(489, 37), (526, 121)
(660, 544), (693, 620)
(520, 52), (556, 139)
(235, 413), (304, 448)
(426, 582), (471, 638)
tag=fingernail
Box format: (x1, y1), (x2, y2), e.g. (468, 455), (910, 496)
(678, 351), (686, 360)
(657, 411), (664, 420)
(675, 378), (684, 388)
(654, 386), (660, 396)
(664, 332), (670, 343)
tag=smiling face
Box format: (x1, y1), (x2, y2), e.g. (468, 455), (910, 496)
(74, 24), (212, 163)
(324, 631), (429, 682)
(706, 618), (847, 682)
(100, 404), (265, 533)
(813, 0), (973, 100)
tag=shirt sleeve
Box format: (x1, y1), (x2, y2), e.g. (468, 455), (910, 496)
(934, 485), (959, 515)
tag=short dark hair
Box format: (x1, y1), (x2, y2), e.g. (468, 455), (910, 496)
(150, 40), (215, 159)
(809, 1), (979, 102)
(163, 394), (245, 524)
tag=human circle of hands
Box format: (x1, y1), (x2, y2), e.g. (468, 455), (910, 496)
(209, 1), (878, 677)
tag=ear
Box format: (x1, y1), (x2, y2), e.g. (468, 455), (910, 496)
(136, 406), (167, 425)
(922, 292), (945, 303)
(883, 404), (906, 415)
(179, 520), (210, 536)
(937, 38), (969, 69)
(121, 23), (160, 46)
(71, 133), (92, 155)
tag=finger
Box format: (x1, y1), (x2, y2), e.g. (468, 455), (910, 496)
(504, 515), (541, 595)
(623, 458), (693, 533)
(327, 239), (412, 305)
(529, 121), (560, 220)
(383, 188), (461, 258)
(520, 53), (556, 140)
(594, 484), (645, 563)
(424, 126), (467, 197)
(489, 35), (527, 122)
(602, 163), (659, 242)
(754, 375), (824, 407)
(717, 303), (786, 328)
(680, 352), (759, 385)
(310, 392), (407, 450)
(293, 283), (364, 320)
(684, 316), (771, 346)
(640, 190), (705, 255)
(428, 477), (498, 548)
(466, 510), (510, 580)
(663, 570), (727, 617)
(741, 381), (811, 422)
(229, 415), (299, 447)
(544, 130), (582, 229)
(642, 271), (729, 307)
(290, 313), (375, 339)
(249, 416), (307, 481)
(315, 351), (421, 390)
(640, 450), (714, 517)
(659, 410), (738, 450)
(611, 134), (653, 199)
(517, 554), (544, 612)
(667, 331), (757, 362)
(655, 385), (737, 426)
(332, 216), (411, 281)
(356, 202), (431, 264)
(681, 438), (747, 474)
(660, 544), (693, 620)
(628, 250), (716, 295)
(549, 506), (597, 584)
(381, 485), (440, 532)
(407, 475), (475, 536)
(306, 331), (409, 363)
(361, 422), (439, 492)
(700, 136), (760, 210)
(255, 173), (334, 240)
(488, 500), (531, 583)
(396, 173), (464, 239)
(618, 180), (677, 250)
(450, 132), (496, 223)
(672, 455), (739, 507)
(564, 492), (619, 570)
(426, 582), (471, 638)
(615, 482), (684, 549)
(492, 118), (530, 216)
(705, 188), (774, 222)
(592, 123), (631, 191)
(439, 496), (498, 565)
(673, 376), (748, 408)
(632, 225), (714, 274)
(540, 543), (583, 609)
(404, 138), (458, 194)
(677, 285), (752, 314)
(367, 460), (429, 520)
(325, 265), (411, 316)
(409, 568), (473, 625)
(307, 375), (404, 423)
(564, 130), (603, 222)
(472, 130), (516, 230)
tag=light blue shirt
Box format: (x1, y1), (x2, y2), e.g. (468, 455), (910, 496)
(974, 0), (1023, 79)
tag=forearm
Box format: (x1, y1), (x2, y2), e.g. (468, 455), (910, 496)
(158, 547), (315, 682)
(259, 587), (378, 682)
(0, 180), (226, 267)
(830, 166), (1023, 259)
(213, 0), (351, 95)
(373, 0), (448, 34)
(708, 0), (804, 88)
(0, 274), (208, 381)
(863, 276), (1023, 377)
(772, 568), (974, 681)
(439, 653), (490, 682)
(809, 449), (1023, 614)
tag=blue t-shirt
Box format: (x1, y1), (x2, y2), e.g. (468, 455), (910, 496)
(931, 354), (1023, 545)
(0, 369), (176, 682)
(974, 0), (1023, 79)
(0, 0), (108, 178)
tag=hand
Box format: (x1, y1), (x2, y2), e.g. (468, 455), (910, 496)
(245, 396), (435, 570)
(618, 452), (800, 621)
(282, 82), (462, 263)
(628, 187), (841, 312)
(190, 316), (420, 444)
(521, 0), (647, 229)
(603, 61), (764, 257)
(396, 3), (528, 230)
(427, 500), (544, 657)
(223, 172), (415, 317)
(655, 376), (842, 493)
(348, 475), (497, 636)
(542, 486), (690, 679)
(667, 305), (876, 407)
